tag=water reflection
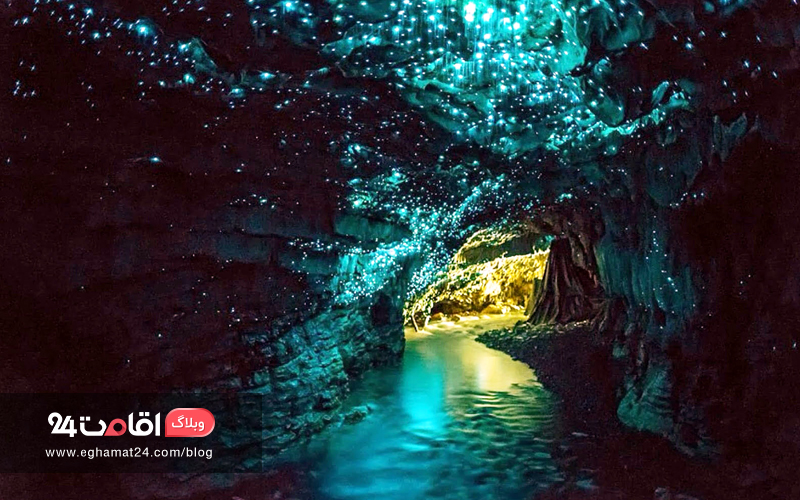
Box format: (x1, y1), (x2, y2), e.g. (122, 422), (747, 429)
(300, 314), (562, 500)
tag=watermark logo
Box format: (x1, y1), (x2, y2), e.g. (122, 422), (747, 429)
(48, 409), (214, 438)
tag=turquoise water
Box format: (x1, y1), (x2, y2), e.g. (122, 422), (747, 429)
(296, 315), (565, 500)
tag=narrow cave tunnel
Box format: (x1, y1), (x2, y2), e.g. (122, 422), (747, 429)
(3, 0), (800, 499)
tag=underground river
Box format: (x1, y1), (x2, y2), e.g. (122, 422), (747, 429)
(284, 314), (586, 500)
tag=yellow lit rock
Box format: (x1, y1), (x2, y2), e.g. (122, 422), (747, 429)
(405, 249), (549, 328)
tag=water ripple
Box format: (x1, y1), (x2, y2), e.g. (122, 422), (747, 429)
(291, 315), (565, 500)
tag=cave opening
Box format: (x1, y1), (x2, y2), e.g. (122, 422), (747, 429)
(404, 225), (554, 331)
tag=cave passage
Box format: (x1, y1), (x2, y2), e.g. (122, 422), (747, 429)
(270, 228), (576, 499)
(404, 227), (552, 330)
(7, 0), (800, 497)
(284, 314), (568, 500)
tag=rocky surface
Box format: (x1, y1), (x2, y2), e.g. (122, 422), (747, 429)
(405, 225), (549, 326)
(528, 238), (603, 325)
(0, 1), (417, 457)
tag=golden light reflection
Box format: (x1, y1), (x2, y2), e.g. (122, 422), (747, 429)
(406, 313), (534, 394)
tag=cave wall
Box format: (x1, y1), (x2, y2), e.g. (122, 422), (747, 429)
(406, 226), (549, 324)
(528, 238), (602, 325)
(0, 148), (411, 454)
(0, 2), (418, 456)
(507, 0), (800, 457)
(550, 121), (800, 456)
(523, 120), (800, 458)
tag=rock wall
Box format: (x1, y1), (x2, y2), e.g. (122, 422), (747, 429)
(504, 0), (800, 461)
(525, 123), (800, 457)
(606, 133), (800, 458)
(0, 147), (411, 453)
(528, 238), (603, 325)
(0, 2), (414, 456)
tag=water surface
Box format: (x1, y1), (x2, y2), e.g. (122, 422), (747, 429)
(294, 314), (564, 500)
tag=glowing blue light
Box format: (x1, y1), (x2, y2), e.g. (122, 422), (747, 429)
(464, 2), (476, 22)
(132, 20), (153, 37)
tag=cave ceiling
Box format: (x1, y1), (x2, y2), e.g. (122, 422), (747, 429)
(8, 0), (793, 301)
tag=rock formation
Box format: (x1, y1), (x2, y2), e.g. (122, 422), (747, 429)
(405, 226), (549, 326)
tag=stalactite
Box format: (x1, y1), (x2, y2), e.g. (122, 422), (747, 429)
(528, 238), (603, 324)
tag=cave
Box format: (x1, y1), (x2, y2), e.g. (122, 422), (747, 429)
(3, 0), (800, 499)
